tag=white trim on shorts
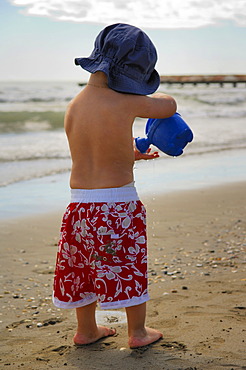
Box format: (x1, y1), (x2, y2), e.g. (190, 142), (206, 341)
(52, 292), (149, 310)
(52, 293), (98, 309)
(70, 183), (139, 204)
(100, 293), (150, 309)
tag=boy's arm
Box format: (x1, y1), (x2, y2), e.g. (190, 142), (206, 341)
(130, 93), (176, 160)
(133, 93), (177, 119)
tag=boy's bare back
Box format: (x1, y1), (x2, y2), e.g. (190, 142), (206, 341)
(65, 72), (176, 190)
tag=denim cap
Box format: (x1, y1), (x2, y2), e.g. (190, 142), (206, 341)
(75, 23), (160, 95)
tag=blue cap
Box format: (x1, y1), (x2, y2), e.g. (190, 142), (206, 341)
(75, 23), (160, 95)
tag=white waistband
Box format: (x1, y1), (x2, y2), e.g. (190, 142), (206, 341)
(70, 185), (139, 203)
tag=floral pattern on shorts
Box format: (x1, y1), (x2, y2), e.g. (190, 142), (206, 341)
(53, 200), (148, 308)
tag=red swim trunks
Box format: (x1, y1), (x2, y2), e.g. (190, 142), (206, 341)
(53, 186), (149, 309)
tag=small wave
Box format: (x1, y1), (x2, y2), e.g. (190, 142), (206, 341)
(0, 158), (71, 187)
(170, 144), (246, 158)
(25, 97), (72, 103)
(0, 98), (39, 103)
(0, 81), (80, 107)
(0, 167), (70, 187)
(0, 129), (69, 163)
(0, 96), (72, 104)
(207, 110), (246, 119)
(0, 154), (70, 162)
(179, 107), (246, 119)
(195, 95), (246, 106)
(0, 111), (65, 133)
(159, 85), (246, 106)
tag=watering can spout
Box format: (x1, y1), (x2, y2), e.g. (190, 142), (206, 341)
(135, 137), (150, 153)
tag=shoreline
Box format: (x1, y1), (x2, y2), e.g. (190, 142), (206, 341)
(1, 147), (246, 221)
(0, 181), (245, 369)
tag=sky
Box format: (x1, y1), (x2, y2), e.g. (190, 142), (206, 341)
(1, 0), (246, 81)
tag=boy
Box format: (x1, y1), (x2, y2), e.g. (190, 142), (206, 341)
(53, 23), (176, 348)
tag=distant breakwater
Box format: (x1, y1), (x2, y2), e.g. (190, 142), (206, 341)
(159, 74), (246, 87)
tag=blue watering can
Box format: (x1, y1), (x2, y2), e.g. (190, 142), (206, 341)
(135, 112), (193, 156)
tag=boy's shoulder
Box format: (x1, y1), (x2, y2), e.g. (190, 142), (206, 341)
(66, 88), (176, 121)
(69, 87), (148, 109)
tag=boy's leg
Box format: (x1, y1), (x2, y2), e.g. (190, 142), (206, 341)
(125, 302), (163, 348)
(73, 301), (116, 345)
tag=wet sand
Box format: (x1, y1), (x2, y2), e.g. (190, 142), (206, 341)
(0, 182), (245, 369)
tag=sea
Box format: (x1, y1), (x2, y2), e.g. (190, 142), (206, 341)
(0, 81), (246, 219)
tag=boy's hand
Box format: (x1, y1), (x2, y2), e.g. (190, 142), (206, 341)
(134, 147), (159, 161)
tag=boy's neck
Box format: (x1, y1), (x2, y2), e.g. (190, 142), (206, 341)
(88, 71), (109, 88)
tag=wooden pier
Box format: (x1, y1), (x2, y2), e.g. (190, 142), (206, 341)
(159, 74), (246, 87)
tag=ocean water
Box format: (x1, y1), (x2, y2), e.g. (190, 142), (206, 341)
(0, 81), (246, 218)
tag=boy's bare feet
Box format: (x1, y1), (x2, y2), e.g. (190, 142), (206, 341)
(73, 325), (116, 346)
(128, 327), (163, 348)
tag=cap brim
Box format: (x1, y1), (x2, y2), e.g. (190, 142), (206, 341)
(109, 69), (160, 95)
(75, 57), (160, 95)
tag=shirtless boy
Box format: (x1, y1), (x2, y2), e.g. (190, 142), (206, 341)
(53, 23), (176, 348)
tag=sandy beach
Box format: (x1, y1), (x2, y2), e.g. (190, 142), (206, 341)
(0, 181), (245, 369)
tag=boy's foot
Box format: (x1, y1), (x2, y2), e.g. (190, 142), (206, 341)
(73, 325), (116, 346)
(128, 327), (163, 348)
